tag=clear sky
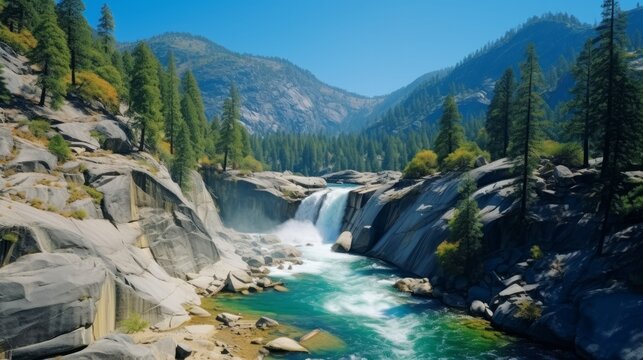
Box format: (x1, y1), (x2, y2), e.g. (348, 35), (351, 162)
(84, 0), (640, 97)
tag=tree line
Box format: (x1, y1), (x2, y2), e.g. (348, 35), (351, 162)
(0, 0), (255, 189)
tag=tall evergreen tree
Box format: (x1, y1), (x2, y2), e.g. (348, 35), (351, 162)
(567, 40), (596, 168)
(594, 0), (643, 254)
(181, 71), (207, 153)
(163, 52), (182, 154)
(510, 44), (545, 222)
(97, 4), (115, 54)
(449, 176), (483, 278)
(218, 84), (242, 171)
(31, 0), (70, 109)
(1, 0), (36, 32)
(171, 119), (195, 190)
(434, 95), (465, 161)
(486, 68), (515, 159)
(56, 0), (88, 85)
(204, 115), (220, 160)
(129, 42), (162, 151)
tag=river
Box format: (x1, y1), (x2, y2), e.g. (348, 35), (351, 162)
(213, 186), (575, 359)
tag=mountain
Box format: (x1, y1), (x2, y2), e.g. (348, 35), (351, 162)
(138, 33), (385, 134)
(368, 8), (643, 135)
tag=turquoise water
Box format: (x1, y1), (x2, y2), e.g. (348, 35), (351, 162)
(214, 186), (576, 359)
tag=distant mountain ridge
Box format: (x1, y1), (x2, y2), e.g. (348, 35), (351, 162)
(132, 8), (643, 136)
(136, 33), (386, 134)
(368, 8), (643, 134)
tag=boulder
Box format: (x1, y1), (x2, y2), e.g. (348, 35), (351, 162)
(225, 271), (252, 292)
(188, 276), (214, 290)
(469, 300), (493, 320)
(175, 343), (192, 360)
(553, 165), (574, 186)
(498, 284), (525, 297)
(255, 316), (279, 329)
(216, 313), (241, 326)
(331, 231), (352, 253)
(393, 277), (432, 297)
(474, 155), (488, 167)
(8, 143), (57, 172)
(264, 337), (308, 353)
(94, 120), (133, 154)
(184, 325), (216, 337)
(187, 305), (211, 318)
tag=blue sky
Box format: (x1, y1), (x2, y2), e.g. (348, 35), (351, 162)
(85, 0), (640, 97)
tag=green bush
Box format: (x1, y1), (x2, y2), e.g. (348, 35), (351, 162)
(436, 240), (464, 275)
(540, 140), (583, 168)
(403, 150), (439, 179)
(442, 143), (490, 172)
(515, 299), (542, 321)
(2, 232), (19, 242)
(239, 155), (264, 172)
(83, 186), (103, 205)
(120, 313), (149, 334)
(0, 25), (36, 54)
(28, 120), (51, 138)
(70, 209), (87, 220)
(530, 245), (543, 260)
(48, 134), (71, 162)
(615, 184), (643, 218)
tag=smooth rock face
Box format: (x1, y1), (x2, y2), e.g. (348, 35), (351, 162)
(322, 170), (401, 185)
(62, 334), (156, 360)
(0, 127), (14, 158)
(331, 231), (352, 253)
(216, 313), (241, 326)
(0, 253), (108, 357)
(8, 143), (57, 173)
(264, 337), (308, 353)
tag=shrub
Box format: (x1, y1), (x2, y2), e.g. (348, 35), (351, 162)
(48, 134), (71, 162)
(90, 130), (106, 145)
(68, 71), (120, 113)
(403, 150), (439, 179)
(442, 142), (490, 172)
(443, 148), (477, 171)
(28, 197), (45, 210)
(28, 119), (51, 138)
(70, 209), (87, 220)
(239, 155), (264, 172)
(540, 140), (582, 168)
(436, 240), (464, 275)
(2, 232), (19, 242)
(120, 313), (149, 334)
(530, 245), (543, 260)
(0, 25), (37, 54)
(615, 184), (643, 218)
(83, 186), (103, 205)
(515, 299), (542, 321)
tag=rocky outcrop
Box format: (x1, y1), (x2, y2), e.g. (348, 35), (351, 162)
(264, 337), (308, 353)
(202, 170), (325, 232)
(341, 160), (643, 359)
(322, 170), (401, 185)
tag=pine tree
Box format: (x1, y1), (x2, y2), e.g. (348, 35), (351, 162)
(0, 63), (10, 104)
(510, 44), (545, 222)
(486, 68), (515, 159)
(129, 42), (162, 151)
(1, 0), (36, 32)
(171, 119), (195, 190)
(31, 0), (70, 109)
(162, 52), (182, 154)
(204, 115), (220, 160)
(218, 84), (242, 171)
(449, 176), (483, 278)
(97, 4), (115, 54)
(181, 71), (207, 154)
(434, 95), (465, 161)
(56, 0), (88, 85)
(567, 40), (596, 168)
(594, 0), (643, 255)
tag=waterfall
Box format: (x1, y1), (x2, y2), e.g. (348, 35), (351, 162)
(294, 189), (329, 223)
(313, 187), (352, 243)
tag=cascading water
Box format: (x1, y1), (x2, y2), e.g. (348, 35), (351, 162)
(213, 186), (575, 360)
